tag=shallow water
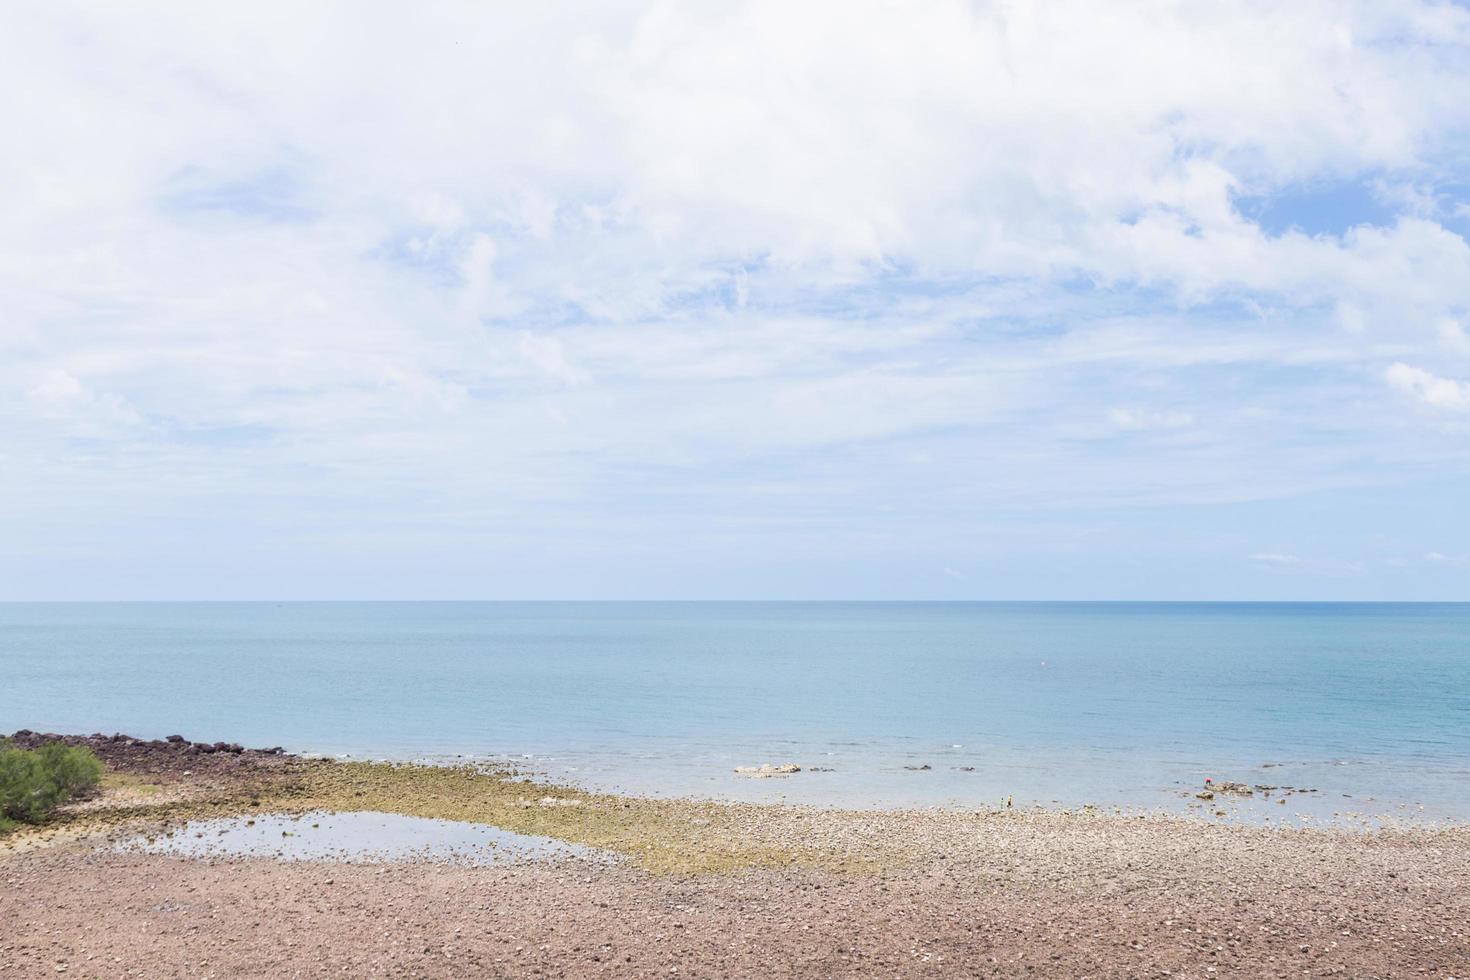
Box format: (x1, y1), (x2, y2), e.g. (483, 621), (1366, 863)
(114, 811), (596, 865)
(4, 601), (1468, 820)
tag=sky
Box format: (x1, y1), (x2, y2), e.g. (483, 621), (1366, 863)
(3, 1), (1470, 601)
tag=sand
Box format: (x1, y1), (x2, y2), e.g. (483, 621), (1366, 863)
(2, 733), (1467, 978)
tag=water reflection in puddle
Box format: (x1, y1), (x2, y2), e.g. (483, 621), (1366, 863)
(115, 810), (601, 865)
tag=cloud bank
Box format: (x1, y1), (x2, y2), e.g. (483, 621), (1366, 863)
(3, 1), (1470, 598)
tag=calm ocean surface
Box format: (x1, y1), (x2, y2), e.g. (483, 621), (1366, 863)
(3, 602), (1467, 823)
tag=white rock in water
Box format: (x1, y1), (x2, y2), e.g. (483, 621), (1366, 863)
(733, 763), (801, 778)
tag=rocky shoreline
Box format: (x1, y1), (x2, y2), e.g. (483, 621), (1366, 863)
(3, 732), (1468, 977)
(6, 729), (288, 769)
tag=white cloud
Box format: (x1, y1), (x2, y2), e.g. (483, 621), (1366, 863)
(1249, 552), (1367, 576)
(1437, 318), (1470, 354)
(517, 333), (586, 386)
(1249, 552), (1301, 566)
(1109, 408), (1195, 432)
(3, 1), (1470, 596)
(28, 369), (85, 406)
(1386, 363), (1470, 410)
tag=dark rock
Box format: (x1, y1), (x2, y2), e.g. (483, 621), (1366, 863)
(165, 735), (186, 743)
(904, 764), (933, 771)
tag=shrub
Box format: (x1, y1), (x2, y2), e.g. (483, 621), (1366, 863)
(0, 740), (104, 829)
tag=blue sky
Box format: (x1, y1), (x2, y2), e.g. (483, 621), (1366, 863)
(3, 1), (1470, 600)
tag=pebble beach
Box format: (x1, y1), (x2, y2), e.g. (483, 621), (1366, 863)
(3, 733), (1468, 978)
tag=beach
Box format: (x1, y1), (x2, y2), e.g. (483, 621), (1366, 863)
(4, 734), (1467, 978)
(10, 4), (1470, 977)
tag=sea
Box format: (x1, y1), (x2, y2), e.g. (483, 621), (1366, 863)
(3, 601), (1467, 825)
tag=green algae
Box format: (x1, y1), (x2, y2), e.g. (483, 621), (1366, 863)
(5, 756), (881, 876)
(260, 760), (873, 875)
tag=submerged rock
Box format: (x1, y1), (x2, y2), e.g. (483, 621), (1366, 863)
(1215, 781), (1253, 796)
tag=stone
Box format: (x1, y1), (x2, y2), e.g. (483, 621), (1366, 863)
(733, 764), (801, 778)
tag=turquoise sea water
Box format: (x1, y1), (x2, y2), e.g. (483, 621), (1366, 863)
(3, 602), (1467, 823)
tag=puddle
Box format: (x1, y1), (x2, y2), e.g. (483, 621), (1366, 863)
(113, 810), (604, 865)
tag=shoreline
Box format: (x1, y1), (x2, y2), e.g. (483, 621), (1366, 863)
(4, 732), (1469, 976)
(6, 730), (1462, 841)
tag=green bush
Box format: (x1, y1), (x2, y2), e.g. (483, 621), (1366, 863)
(0, 740), (104, 830)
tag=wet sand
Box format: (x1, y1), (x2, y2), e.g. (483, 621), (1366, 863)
(3, 733), (1467, 977)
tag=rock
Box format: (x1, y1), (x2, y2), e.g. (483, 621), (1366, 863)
(904, 764), (932, 771)
(1215, 781), (1253, 796)
(165, 735), (186, 743)
(733, 764), (801, 778)
(1196, 791), (1215, 800)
